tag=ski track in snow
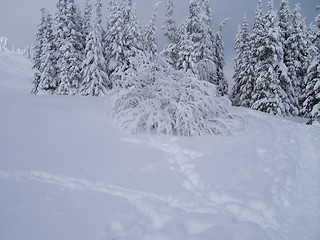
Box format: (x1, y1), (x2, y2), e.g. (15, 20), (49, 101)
(145, 136), (280, 230)
(0, 169), (229, 230)
(0, 170), (175, 229)
(1, 122), (319, 238)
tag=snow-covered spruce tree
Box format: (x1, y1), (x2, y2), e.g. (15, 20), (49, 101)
(197, 0), (217, 88)
(74, 4), (85, 55)
(249, 0), (265, 97)
(176, 19), (194, 73)
(122, 1), (143, 69)
(54, 0), (83, 95)
(83, 0), (92, 38)
(75, 2), (86, 84)
(105, 0), (143, 88)
(163, 0), (178, 46)
(304, 54), (320, 124)
(80, 0), (111, 96)
(278, 0), (291, 45)
(162, 0), (178, 67)
(31, 8), (47, 94)
(109, 53), (244, 136)
(177, 0), (218, 88)
(37, 11), (57, 93)
(140, 2), (160, 88)
(231, 15), (254, 107)
(277, 0), (299, 113)
(214, 19), (229, 96)
(104, 0), (124, 80)
(286, 4), (309, 114)
(303, 6), (320, 124)
(278, 0), (291, 66)
(231, 22), (244, 106)
(177, 0), (205, 73)
(144, 3), (159, 57)
(250, 0), (293, 116)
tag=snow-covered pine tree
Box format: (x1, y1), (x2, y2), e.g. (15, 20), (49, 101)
(214, 19), (229, 96)
(304, 55), (320, 124)
(231, 24), (243, 106)
(278, 0), (291, 43)
(177, 0), (203, 73)
(285, 4), (309, 115)
(303, 6), (320, 124)
(37, 11), (57, 93)
(80, 0), (111, 96)
(251, 0), (292, 116)
(277, 0), (297, 111)
(163, 0), (177, 45)
(177, 0), (217, 81)
(74, 4), (85, 57)
(122, 1), (143, 67)
(162, 0), (178, 67)
(231, 15), (254, 107)
(197, 0), (217, 87)
(105, 0), (143, 88)
(144, 3), (159, 57)
(176, 20), (194, 73)
(54, 0), (83, 95)
(83, 0), (92, 38)
(31, 8), (46, 94)
(249, 0), (264, 93)
(201, 0), (216, 60)
(104, 0), (124, 81)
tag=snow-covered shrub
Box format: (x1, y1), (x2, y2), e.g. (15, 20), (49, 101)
(0, 37), (8, 52)
(109, 54), (244, 136)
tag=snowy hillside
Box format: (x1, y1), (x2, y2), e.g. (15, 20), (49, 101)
(0, 52), (320, 240)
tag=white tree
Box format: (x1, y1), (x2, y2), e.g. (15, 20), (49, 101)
(304, 55), (320, 124)
(105, 0), (143, 88)
(162, 0), (178, 67)
(251, 0), (292, 116)
(31, 8), (47, 94)
(54, 0), (83, 95)
(144, 3), (159, 57)
(231, 15), (254, 107)
(196, 0), (217, 87)
(303, 6), (320, 124)
(109, 54), (244, 136)
(285, 4), (309, 115)
(80, 0), (111, 96)
(83, 0), (92, 37)
(214, 19), (229, 96)
(177, 0), (223, 91)
(37, 11), (57, 93)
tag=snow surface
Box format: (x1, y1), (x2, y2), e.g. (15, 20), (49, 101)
(0, 51), (320, 240)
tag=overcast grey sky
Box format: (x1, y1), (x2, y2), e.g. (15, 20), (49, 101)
(0, 0), (318, 80)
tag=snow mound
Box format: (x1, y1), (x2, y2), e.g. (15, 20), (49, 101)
(109, 65), (244, 136)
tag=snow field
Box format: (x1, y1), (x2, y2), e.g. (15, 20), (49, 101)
(0, 52), (319, 239)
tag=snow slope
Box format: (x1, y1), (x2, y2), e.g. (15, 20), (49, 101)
(0, 52), (319, 240)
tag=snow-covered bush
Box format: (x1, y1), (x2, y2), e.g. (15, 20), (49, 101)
(0, 37), (8, 52)
(109, 54), (244, 136)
